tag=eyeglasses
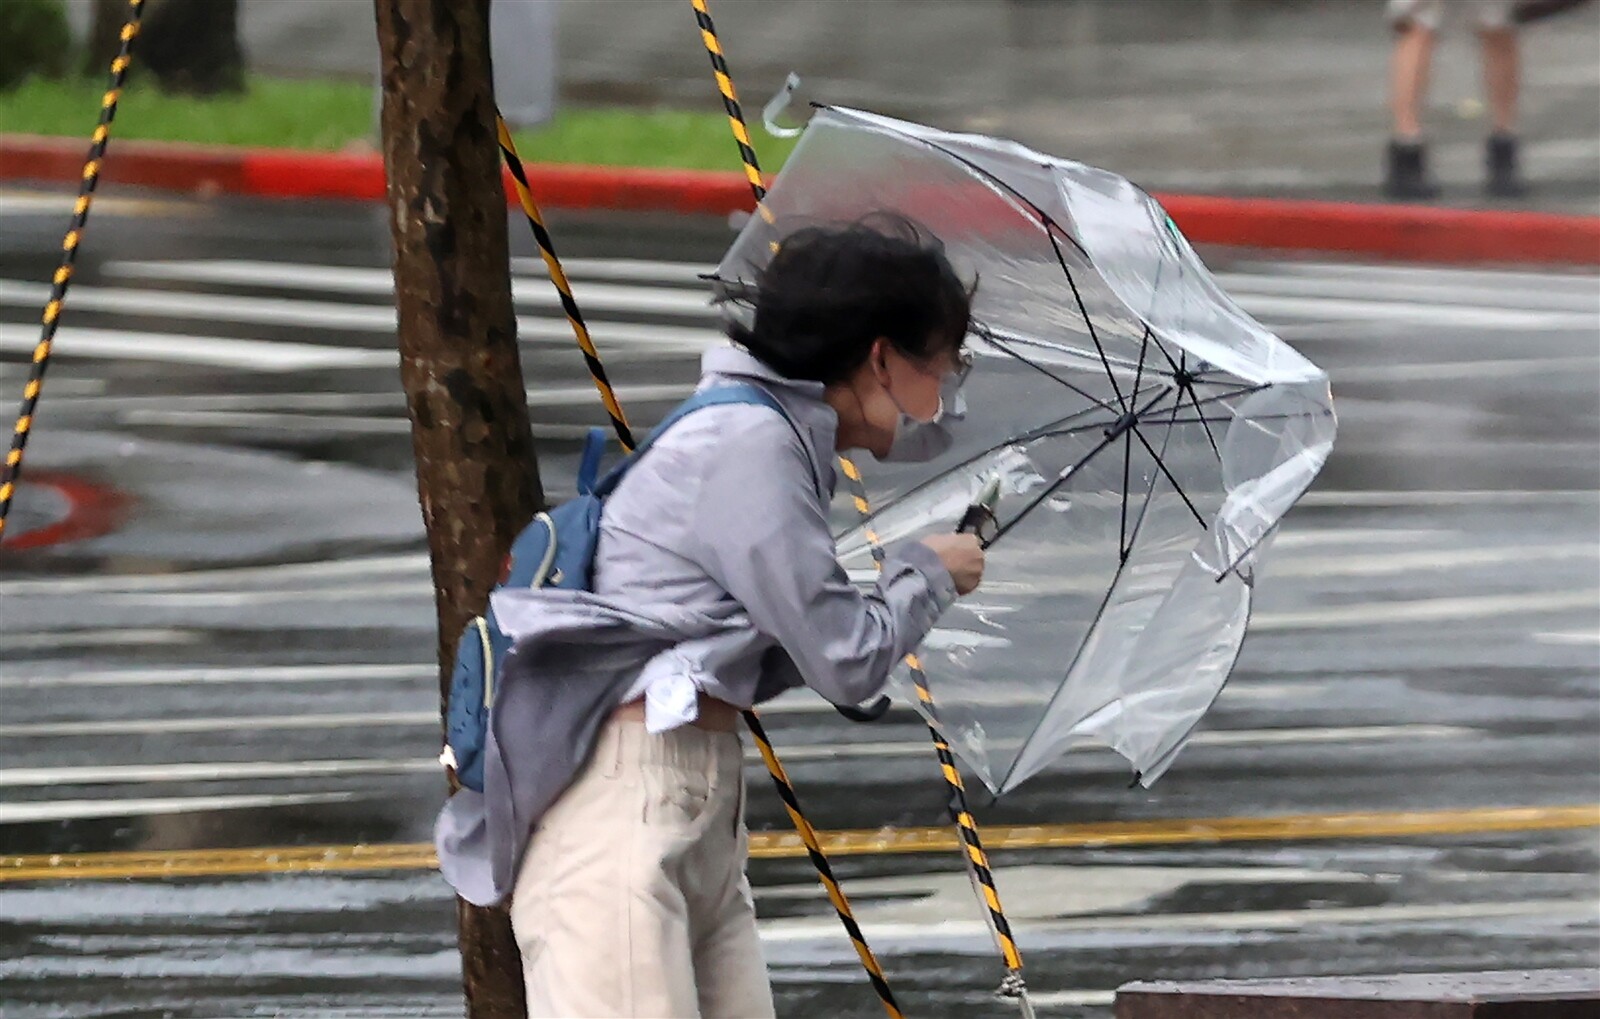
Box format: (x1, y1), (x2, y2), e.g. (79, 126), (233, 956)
(954, 347), (976, 383)
(907, 346), (975, 383)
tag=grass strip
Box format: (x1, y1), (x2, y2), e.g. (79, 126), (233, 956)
(0, 76), (799, 170)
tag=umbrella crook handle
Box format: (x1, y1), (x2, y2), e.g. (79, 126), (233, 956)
(957, 474), (1004, 544)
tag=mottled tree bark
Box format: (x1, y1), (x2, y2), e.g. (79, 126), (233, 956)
(374, 1), (539, 1016)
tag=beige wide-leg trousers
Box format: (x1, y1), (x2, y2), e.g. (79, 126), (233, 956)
(510, 715), (776, 1019)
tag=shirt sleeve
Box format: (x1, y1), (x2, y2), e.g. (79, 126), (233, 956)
(685, 407), (958, 707)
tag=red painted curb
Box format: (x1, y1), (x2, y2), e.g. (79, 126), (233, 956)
(2, 471), (130, 551)
(2, 134), (1597, 265)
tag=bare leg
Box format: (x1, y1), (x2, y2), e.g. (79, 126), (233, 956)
(1390, 23), (1436, 140)
(1479, 26), (1521, 135)
(1480, 25), (1527, 195)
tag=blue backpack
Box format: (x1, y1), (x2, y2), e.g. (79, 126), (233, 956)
(439, 383), (785, 792)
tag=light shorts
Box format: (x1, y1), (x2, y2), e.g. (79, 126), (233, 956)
(1388, 0), (1518, 31)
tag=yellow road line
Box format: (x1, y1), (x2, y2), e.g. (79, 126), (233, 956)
(0, 804), (1593, 884)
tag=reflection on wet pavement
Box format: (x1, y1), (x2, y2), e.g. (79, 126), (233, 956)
(0, 193), (1595, 1017)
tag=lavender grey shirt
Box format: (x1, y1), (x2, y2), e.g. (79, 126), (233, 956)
(436, 346), (956, 905)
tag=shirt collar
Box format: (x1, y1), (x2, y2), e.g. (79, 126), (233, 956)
(700, 344), (839, 493)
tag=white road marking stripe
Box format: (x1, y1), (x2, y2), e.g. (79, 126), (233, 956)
(1225, 291), (1597, 331)
(0, 281), (723, 352)
(0, 192), (202, 218)
(3, 629), (199, 651)
(1532, 630), (1600, 646)
(98, 261), (715, 316)
(1024, 990), (1118, 1008)
(80, 582), (431, 607)
(762, 724), (1478, 763)
(0, 664), (435, 689)
(111, 256), (714, 288)
(0, 725), (1475, 774)
(0, 322), (397, 371)
(120, 409), (410, 434)
(1254, 589), (1598, 631)
(1253, 260), (1600, 295)
(0, 711), (439, 738)
(1334, 355), (1600, 382)
(0, 792), (354, 825)
(0, 554), (429, 596)
(1215, 271), (1600, 312)
(1, 759), (436, 787)
(44, 382), (696, 419)
(112, 382), (698, 431)
(1267, 543), (1597, 579)
(758, 898), (1593, 944)
(510, 255), (713, 282)
(1271, 528), (1455, 547)
(1297, 489), (1597, 507)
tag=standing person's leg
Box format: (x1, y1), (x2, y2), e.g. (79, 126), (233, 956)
(511, 717), (705, 1018)
(1478, 3), (1527, 195)
(690, 739), (777, 1019)
(1386, 0), (1443, 198)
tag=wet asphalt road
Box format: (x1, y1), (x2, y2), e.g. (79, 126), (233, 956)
(0, 188), (1596, 1018)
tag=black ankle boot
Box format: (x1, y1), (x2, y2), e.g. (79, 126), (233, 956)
(1385, 139), (1441, 200)
(1487, 133), (1528, 197)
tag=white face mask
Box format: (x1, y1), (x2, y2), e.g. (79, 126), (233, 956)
(882, 369), (968, 462)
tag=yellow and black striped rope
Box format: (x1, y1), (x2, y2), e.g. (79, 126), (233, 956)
(688, 4), (905, 1016)
(744, 710), (904, 1015)
(495, 116), (635, 451)
(0, 0), (144, 547)
(690, 0), (767, 205)
(838, 462), (1033, 1014)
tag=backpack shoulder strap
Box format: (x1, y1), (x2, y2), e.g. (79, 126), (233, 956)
(592, 382), (809, 498)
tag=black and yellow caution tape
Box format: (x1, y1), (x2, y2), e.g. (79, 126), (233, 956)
(0, 0), (144, 548)
(688, 4), (907, 1016)
(839, 460), (1035, 1016)
(495, 118), (635, 452)
(744, 710), (904, 1013)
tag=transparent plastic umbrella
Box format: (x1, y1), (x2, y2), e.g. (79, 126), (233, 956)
(712, 106), (1336, 794)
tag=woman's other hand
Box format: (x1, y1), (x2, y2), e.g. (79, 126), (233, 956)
(919, 533), (985, 595)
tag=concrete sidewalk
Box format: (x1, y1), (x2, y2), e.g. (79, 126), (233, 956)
(132, 0), (1599, 215)
(988, 0), (1600, 215)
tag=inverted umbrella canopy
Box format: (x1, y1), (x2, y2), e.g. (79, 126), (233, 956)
(712, 106), (1336, 795)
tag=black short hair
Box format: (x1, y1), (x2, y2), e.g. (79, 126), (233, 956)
(724, 214), (975, 384)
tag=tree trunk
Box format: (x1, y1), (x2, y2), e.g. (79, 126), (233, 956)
(374, 1), (540, 1016)
(85, 0), (245, 93)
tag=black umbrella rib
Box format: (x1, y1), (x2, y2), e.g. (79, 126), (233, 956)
(1120, 426), (1134, 561)
(834, 401), (1117, 540)
(1182, 381), (1224, 462)
(1047, 227), (1129, 413)
(1161, 410), (1318, 427)
(1179, 381), (1274, 412)
(1131, 325), (1152, 404)
(1127, 419), (1207, 529)
(986, 388), (1171, 548)
(1117, 328), (1148, 560)
(978, 328), (1123, 416)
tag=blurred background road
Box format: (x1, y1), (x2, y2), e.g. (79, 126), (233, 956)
(1, 0), (1597, 1016)
(0, 190), (1594, 1018)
